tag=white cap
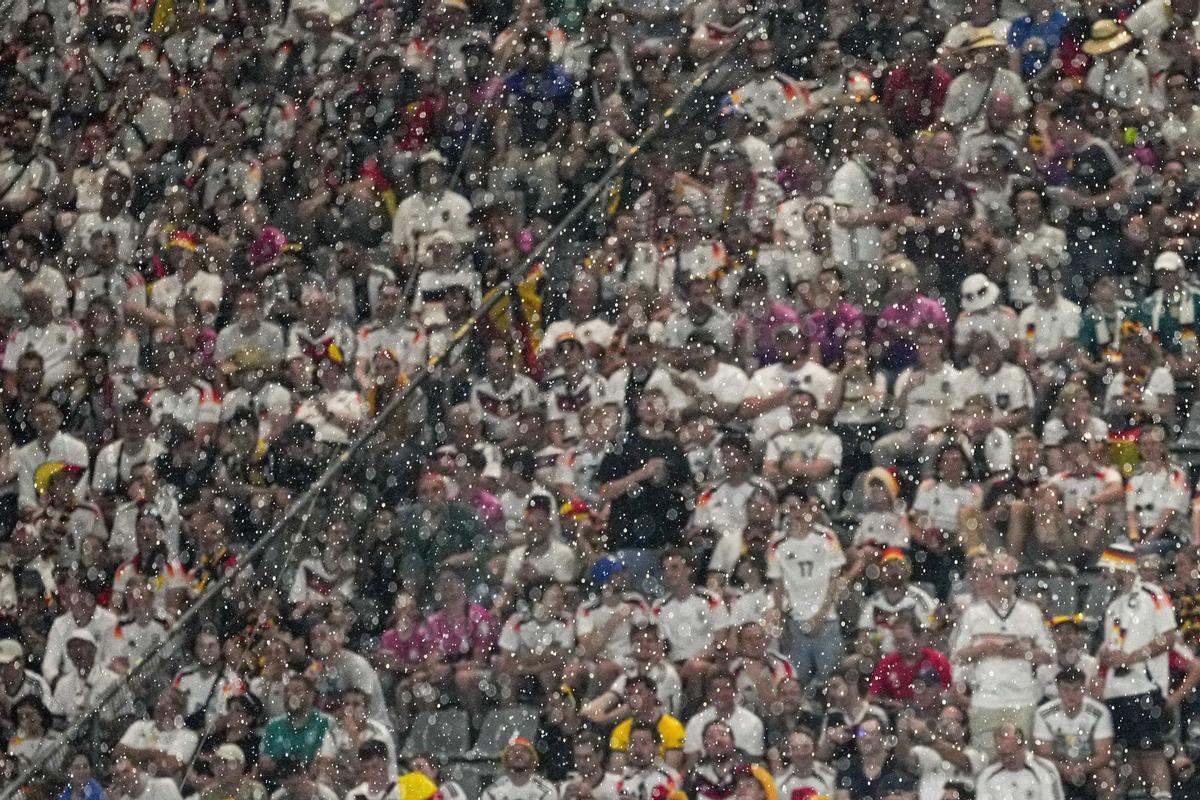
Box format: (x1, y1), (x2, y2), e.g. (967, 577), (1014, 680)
(68, 629), (97, 647)
(214, 744), (246, 764)
(0, 640), (24, 665)
(1155, 251), (1185, 272)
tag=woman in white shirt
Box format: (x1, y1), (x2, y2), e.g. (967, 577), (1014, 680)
(1006, 187), (1067, 308)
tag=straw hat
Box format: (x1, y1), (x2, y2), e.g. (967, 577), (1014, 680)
(1082, 20), (1133, 55)
(964, 27), (1005, 50)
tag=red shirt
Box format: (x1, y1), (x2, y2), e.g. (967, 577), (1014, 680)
(868, 647), (953, 700)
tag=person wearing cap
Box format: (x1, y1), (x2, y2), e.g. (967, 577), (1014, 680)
(391, 150), (473, 259)
(857, 548), (939, 651)
(941, 29), (1030, 128)
(954, 274), (1018, 358)
(481, 737), (557, 800)
(50, 626), (128, 726)
(1050, 94), (1131, 302)
(1015, 262), (1081, 404)
(1095, 541), (1177, 800)
(1036, 615), (1099, 700)
(574, 562), (655, 694)
(975, 725), (1062, 800)
(1133, 250), (1200, 358)
(199, 744), (266, 800)
(1032, 666), (1117, 800)
(1083, 20), (1156, 112)
(0, 639), (51, 731)
(42, 576), (119, 686)
(951, 553), (1054, 757)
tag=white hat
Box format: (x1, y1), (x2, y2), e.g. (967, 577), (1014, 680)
(214, 744), (246, 765)
(102, 2), (131, 15)
(0, 640), (23, 665)
(67, 629), (97, 647)
(1155, 251), (1185, 272)
(960, 273), (1000, 313)
(418, 150), (447, 165)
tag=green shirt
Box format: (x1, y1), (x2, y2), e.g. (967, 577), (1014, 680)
(260, 710), (332, 766)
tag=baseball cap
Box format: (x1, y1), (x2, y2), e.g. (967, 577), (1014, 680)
(589, 556), (624, 588)
(0, 640), (24, 665)
(1155, 251), (1185, 272)
(68, 629), (97, 647)
(214, 744), (246, 765)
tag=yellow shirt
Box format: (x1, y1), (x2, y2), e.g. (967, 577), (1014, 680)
(609, 715), (686, 754)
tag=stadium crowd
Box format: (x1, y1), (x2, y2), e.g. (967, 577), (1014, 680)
(10, 0), (1200, 795)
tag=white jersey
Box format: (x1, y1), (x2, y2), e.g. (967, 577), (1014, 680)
(975, 756), (1064, 800)
(745, 361), (837, 442)
(766, 529), (845, 622)
(912, 744), (986, 800)
(764, 427), (842, 507)
(574, 593), (649, 662)
(773, 765), (836, 800)
(614, 764), (683, 800)
(1033, 696), (1114, 762)
(1125, 465), (1189, 531)
(1101, 579), (1176, 698)
(951, 599), (1055, 709)
(558, 772), (621, 800)
(479, 775), (558, 800)
(650, 590), (729, 662)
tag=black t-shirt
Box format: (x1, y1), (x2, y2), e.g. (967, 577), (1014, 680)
(1066, 141), (1121, 234)
(835, 755), (913, 800)
(596, 430), (693, 550)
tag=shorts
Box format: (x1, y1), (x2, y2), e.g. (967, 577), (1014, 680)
(1107, 690), (1169, 751)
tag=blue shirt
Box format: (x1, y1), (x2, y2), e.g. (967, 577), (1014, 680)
(1009, 11), (1069, 78)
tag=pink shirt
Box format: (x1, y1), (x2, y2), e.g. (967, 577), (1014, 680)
(424, 604), (497, 662)
(377, 624), (430, 668)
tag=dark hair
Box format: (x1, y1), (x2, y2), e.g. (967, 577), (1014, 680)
(502, 447), (536, 481)
(1056, 666), (1086, 684)
(627, 721), (661, 744)
(625, 674), (658, 695)
(358, 740), (390, 761)
(11, 696), (52, 731)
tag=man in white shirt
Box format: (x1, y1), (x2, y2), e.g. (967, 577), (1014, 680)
(2, 288), (80, 388)
(975, 725), (1064, 800)
(1033, 667), (1117, 800)
(941, 32), (1031, 128)
(42, 579), (120, 686)
(108, 757), (183, 800)
(115, 687), (198, 779)
(741, 325), (836, 443)
(391, 151), (473, 257)
(480, 738), (557, 800)
(762, 391), (842, 508)
(767, 487), (845, 684)
(874, 326), (961, 469)
(951, 553), (1055, 758)
(13, 399), (88, 511)
(682, 672), (765, 767)
(1016, 266), (1082, 400)
(1096, 542), (1176, 800)
(954, 333), (1036, 432)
